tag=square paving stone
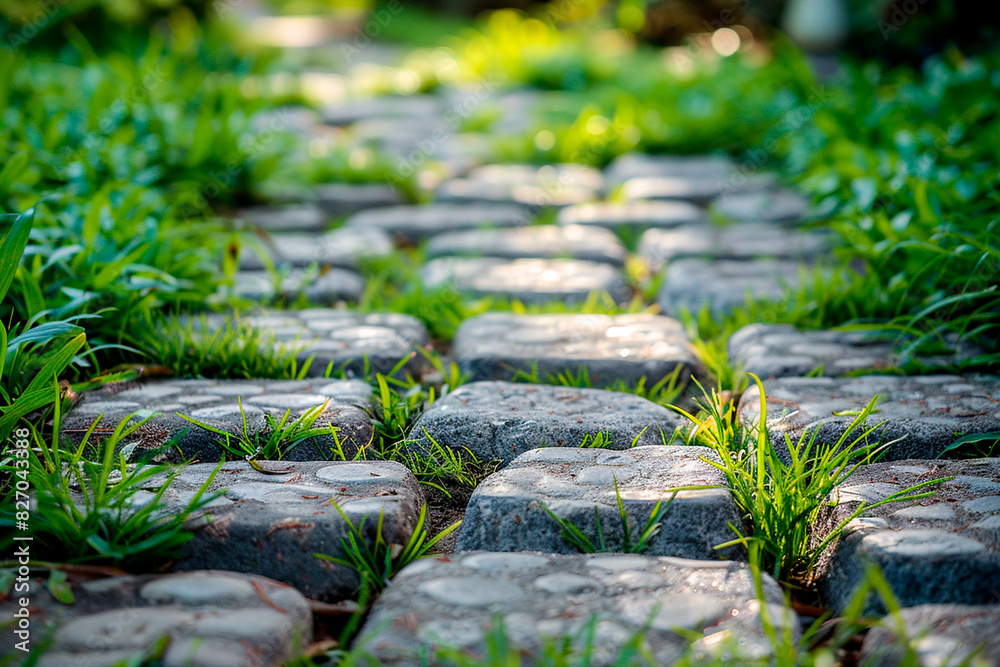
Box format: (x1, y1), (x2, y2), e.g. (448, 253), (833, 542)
(638, 222), (833, 270)
(165, 460), (424, 601)
(407, 381), (684, 465)
(815, 459), (1000, 614)
(354, 551), (797, 665)
(0, 571), (312, 667)
(452, 313), (698, 386)
(345, 202), (532, 243)
(861, 604), (1000, 666)
(738, 376), (1000, 461)
(728, 324), (977, 379)
(605, 153), (735, 187)
(199, 309), (432, 379)
(456, 446), (741, 559)
(233, 268), (364, 305)
(656, 258), (808, 316)
(238, 227), (393, 271)
(557, 201), (707, 233)
(710, 189), (811, 223)
(425, 224), (627, 266)
(61, 378), (375, 462)
(231, 204), (328, 233)
(313, 182), (407, 217)
(420, 257), (631, 304)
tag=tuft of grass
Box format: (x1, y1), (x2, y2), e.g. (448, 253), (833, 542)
(510, 363), (686, 408)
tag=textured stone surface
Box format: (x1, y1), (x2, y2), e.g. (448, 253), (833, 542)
(61, 378), (374, 462)
(238, 227), (393, 271)
(436, 163), (602, 208)
(420, 257), (631, 304)
(605, 153), (735, 187)
(199, 309), (431, 379)
(815, 459), (1000, 613)
(557, 200), (706, 232)
(861, 604), (1000, 667)
(355, 552), (796, 665)
(0, 571), (311, 666)
(167, 461), (423, 600)
(452, 313), (698, 386)
(638, 222), (832, 269)
(345, 202), (532, 242)
(425, 224), (627, 266)
(232, 204), (328, 233)
(657, 258), (807, 315)
(711, 189), (810, 223)
(728, 324), (976, 379)
(313, 182), (406, 217)
(457, 446), (740, 559)
(233, 268), (364, 305)
(407, 381), (684, 465)
(738, 376), (1000, 461)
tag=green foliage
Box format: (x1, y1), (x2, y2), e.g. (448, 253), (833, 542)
(510, 363), (686, 408)
(938, 431), (1000, 459)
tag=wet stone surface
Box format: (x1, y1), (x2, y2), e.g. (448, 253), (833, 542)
(657, 258), (808, 316)
(345, 202), (532, 243)
(165, 461), (423, 601)
(815, 459), (1000, 614)
(557, 200), (706, 232)
(457, 446), (741, 559)
(231, 204), (328, 233)
(425, 224), (628, 266)
(738, 376), (1000, 461)
(61, 378), (374, 462)
(420, 257), (631, 304)
(233, 268), (364, 305)
(638, 222), (832, 270)
(710, 189), (810, 224)
(237, 227), (393, 271)
(861, 604), (1000, 667)
(0, 570), (312, 667)
(728, 324), (976, 379)
(355, 551), (796, 666)
(452, 313), (698, 386)
(407, 381), (684, 466)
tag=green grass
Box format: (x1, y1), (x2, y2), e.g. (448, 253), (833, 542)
(509, 362), (687, 409)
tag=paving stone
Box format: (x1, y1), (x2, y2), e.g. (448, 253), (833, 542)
(425, 224), (628, 266)
(738, 376), (1000, 461)
(199, 309), (431, 379)
(61, 378), (374, 462)
(456, 446), (740, 558)
(345, 202), (532, 243)
(861, 604), (1000, 666)
(605, 153), (736, 187)
(815, 459), (1000, 614)
(452, 313), (698, 386)
(656, 258), (808, 315)
(407, 381), (684, 465)
(354, 551), (797, 665)
(238, 227), (393, 271)
(233, 268), (364, 304)
(638, 222), (833, 270)
(420, 257), (631, 304)
(321, 95), (443, 126)
(167, 460), (423, 600)
(232, 204), (328, 233)
(557, 200), (707, 232)
(620, 172), (778, 203)
(728, 324), (977, 379)
(711, 189), (811, 223)
(313, 182), (407, 217)
(0, 571), (312, 667)
(436, 163), (603, 208)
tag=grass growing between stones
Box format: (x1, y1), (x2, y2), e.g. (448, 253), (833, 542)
(510, 362), (688, 409)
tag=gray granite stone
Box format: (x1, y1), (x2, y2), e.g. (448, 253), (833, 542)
(0, 571), (311, 666)
(657, 258), (808, 315)
(345, 202), (532, 243)
(861, 604), (1000, 666)
(407, 381), (684, 465)
(436, 163), (603, 208)
(164, 460), (423, 600)
(321, 95), (443, 126)
(728, 324), (977, 379)
(557, 201), (706, 232)
(711, 189), (810, 223)
(354, 551), (796, 665)
(313, 182), (407, 217)
(605, 154), (735, 187)
(238, 227), (393, 271)
(638, 222), (833, 270)
(61, 378), (374, 462)
(233, 268), (364, 305)
(456, 446), (740, 559)
(815, 459), (1000, 614)
(452, 313), (698, 386)
(425, 224), (627, 266)
(232, 204), (328, 233)
(738, 375), (1000, 461)
(420, 257), (631, 304)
